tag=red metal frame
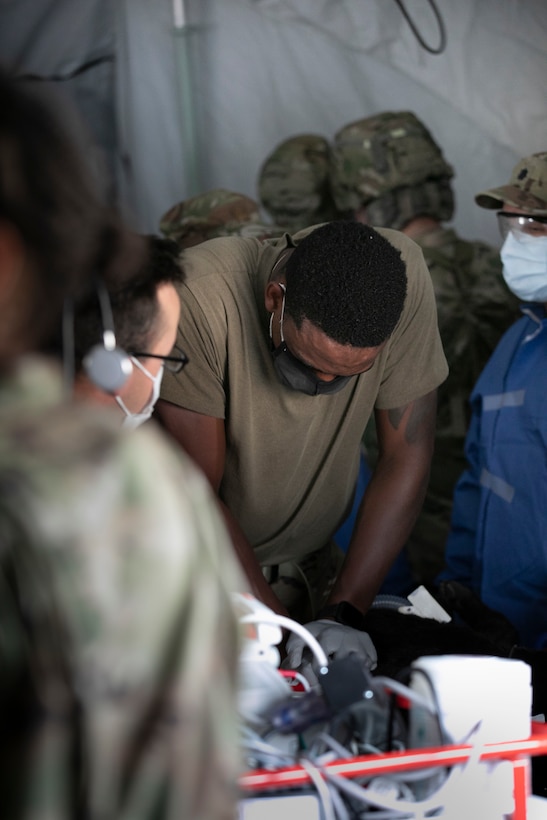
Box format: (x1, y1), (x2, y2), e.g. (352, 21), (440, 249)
(240, 721), (547, 819)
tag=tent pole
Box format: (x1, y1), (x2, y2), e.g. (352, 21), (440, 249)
(172, 0), (202, 197)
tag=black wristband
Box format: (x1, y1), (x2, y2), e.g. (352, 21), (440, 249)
(316, 601), (367, 631)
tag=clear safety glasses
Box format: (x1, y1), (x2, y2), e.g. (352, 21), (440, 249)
(497, 211), (547, 241)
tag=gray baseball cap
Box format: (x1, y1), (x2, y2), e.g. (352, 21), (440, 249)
(475, 152), (547, 215)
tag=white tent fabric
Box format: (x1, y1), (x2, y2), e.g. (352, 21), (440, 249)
(1, 0), (547, 248)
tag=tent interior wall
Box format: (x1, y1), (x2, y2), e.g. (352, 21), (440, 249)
(1, 0), (546, 249)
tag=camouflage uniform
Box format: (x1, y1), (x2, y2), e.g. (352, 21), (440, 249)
(160, 188), (287, 248)
(258, 134), (341, 231)
(0, 356), (245, 820)
(331, 112), (519, 583)
(406, 227), (518, 581)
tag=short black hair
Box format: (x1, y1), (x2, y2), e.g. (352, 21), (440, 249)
(74, 236), (184, 366)
(284, 221), (407, 347)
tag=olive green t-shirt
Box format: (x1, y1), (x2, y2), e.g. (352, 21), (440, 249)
(161, 226), (448, 565)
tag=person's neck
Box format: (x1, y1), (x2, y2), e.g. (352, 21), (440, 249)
(74, 371), (122, 413)
(401, 215), (442, 240)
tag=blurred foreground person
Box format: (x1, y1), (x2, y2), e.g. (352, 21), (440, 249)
(0, 70), (244, 820)
(330, 111), (518, 583)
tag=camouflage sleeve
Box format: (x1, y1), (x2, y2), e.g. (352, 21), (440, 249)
(0, 415), (246, 820)
(425, 240), (518, 399)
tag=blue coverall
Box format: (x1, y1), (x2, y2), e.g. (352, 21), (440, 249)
(440, 304), (547, 648)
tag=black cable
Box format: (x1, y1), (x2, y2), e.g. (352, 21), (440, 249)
(252, 0), (447, 57)
(386, 690), (398, 752)
(393, 0), (447, 55)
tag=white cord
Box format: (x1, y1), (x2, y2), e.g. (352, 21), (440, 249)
(323, 742), (486, 819)
(373, 676), (438, 714)
(239, 612), (329, 670)
(239, 726), (296, 768)
(300, 757), (336, 820)
(327, 781), (352, 820)
(324, 769), (431, 816)
(315, 731), (353, 760)
(280, 668), (312, 692)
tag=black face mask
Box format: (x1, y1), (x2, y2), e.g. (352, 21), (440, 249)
(269, 285), (352, 396)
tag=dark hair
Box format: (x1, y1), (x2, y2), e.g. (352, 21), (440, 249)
(74, 236), (184, 365)
(284, 221), (407, 347)
(0, 67), (143, 350)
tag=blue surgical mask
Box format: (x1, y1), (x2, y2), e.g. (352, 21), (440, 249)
(500, 232), (547, 303)
(269, 285), (351, 396)
(115, 357), (164, 429)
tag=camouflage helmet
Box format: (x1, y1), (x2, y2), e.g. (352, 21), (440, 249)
(475, 152), (547, 216)
(258, 134), (340, 231)
(159, 188), (286, 248)
(329, 111), (454, 215)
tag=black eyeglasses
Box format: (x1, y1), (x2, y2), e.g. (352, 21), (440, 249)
(130, 344), (189, 374)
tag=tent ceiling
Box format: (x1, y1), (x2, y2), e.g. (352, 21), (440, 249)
(1, 0), (546, 246)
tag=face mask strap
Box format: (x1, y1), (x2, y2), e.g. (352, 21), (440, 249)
(130, 355), (156, 380)
(115, 358), (164, 423)
(115, 394), (133, 418)
(278, 284), (287, 343)
(269, 282), (287, 342)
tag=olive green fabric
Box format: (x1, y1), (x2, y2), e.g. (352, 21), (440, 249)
(160, 226), (448, 568)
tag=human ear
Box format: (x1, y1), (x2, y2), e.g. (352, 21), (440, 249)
(264, 279), (286, 313)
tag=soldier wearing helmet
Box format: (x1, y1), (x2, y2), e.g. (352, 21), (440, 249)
(160, 188), (287, 248)
(330, 110), (455, 229)
(258, 134), (341, 231)
(330, 111), (518, 585)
